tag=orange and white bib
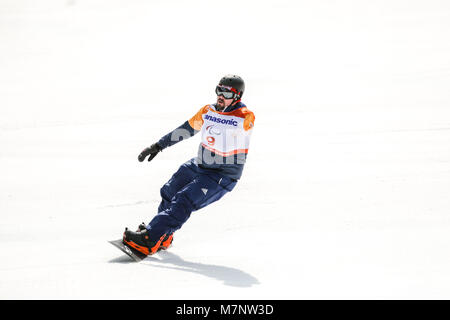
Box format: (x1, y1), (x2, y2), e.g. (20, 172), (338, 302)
(188, 104), (255, 158)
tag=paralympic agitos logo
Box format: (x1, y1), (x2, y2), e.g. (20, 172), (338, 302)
(206, 125), (221, 135)
(204, 114), (238, 126)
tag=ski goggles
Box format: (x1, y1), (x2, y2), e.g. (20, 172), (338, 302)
(215, 85), (239, 99)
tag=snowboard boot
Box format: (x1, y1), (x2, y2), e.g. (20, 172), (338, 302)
(159, 233), (174, 251)
(122, 228), (165, 256)
(135, 223), (173, 251)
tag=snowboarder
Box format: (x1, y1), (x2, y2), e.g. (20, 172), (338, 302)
(122, 75), (255, 256)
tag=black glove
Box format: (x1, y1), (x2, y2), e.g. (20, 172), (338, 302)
(138, 143), (162, 162)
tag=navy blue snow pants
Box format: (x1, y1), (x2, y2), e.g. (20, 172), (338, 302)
(146, 159), (237, 241)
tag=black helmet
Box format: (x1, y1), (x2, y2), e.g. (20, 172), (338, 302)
(218, 74), (245, 99)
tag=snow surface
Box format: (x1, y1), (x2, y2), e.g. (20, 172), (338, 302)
(1, 0), (450, 299)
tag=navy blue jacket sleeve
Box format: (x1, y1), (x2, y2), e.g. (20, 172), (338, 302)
(157, 120), (199, 150)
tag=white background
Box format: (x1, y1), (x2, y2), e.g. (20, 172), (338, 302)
(1, 0), (449, 299)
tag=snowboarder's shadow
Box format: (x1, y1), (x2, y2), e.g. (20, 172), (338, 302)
(144, 251), (260, 288)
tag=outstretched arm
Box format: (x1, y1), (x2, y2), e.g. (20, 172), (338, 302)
(157, 120), (199, 150)
(137, 105), (207, 162)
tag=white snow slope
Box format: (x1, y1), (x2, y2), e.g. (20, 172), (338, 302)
(1, 0), (450, 299)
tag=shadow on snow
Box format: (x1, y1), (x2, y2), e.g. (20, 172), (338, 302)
(109, 251), (259, 288)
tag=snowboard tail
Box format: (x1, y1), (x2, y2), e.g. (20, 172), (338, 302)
(109, 239), (147, 262)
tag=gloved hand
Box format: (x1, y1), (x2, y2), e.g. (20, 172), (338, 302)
(138, 143), (162, 162)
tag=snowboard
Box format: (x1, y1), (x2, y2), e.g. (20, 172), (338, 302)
(109, 239), (147, 262)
